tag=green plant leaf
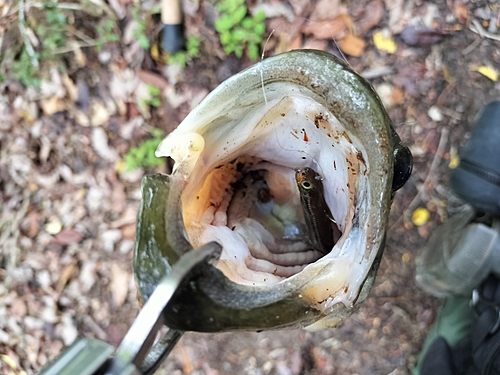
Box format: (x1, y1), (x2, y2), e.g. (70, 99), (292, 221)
(125, 130), (165, 171)
(147, 84), (161, 96)
(186, 35), (201, 57)
(234, 46), (243, 57)
(152, 129), (164, 138)
(254, 23), (265, 36)
(241, 18), (254, 29)
(215, 0), (266, 60)
(139, 34), (150, 49)
(248, 43), (259, 60)
(232, 29), (246, 42)
(220, 31), (231, 45)
(233, 6), (247, 23)
(254, 11), (266, 23)
(215, 15), (234, 32)
(150, 98), (161, 107)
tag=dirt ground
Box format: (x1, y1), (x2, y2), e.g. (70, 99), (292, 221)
(1, 0), (500, 374)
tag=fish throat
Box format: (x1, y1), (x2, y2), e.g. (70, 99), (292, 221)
(164, 90), (368, 288)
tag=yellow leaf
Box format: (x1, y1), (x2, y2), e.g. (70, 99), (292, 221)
(412, 207), (430, 226)
(373, 31), (397, 54)
(471, 65), (499, 81)
(40, 96), (65, 116)
(1, 354), (18, 370)
(337, 33), (365, 57)
(45, 219), (63, 235)
(449, 148), (460, 169)
(115, 159), (127, 174)
(150, 43), (168, 64)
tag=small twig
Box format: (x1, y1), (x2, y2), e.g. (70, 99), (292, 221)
(5, 2), (82, 18)
(436, 84), (453, 108)
(18, 0), (39, 69)
(462, 36), (483, 55)
(470, 19), (500, 42)
(64, 26), (94, 45)
(439, 107), (462, 121)
(52, 40), (102, 54)
(389, 127), (449, 231)
(361, 66), (394, 80)
(82, 316), (107, 341)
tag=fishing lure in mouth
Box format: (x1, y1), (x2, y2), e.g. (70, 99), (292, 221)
(296, 167), (342, 255)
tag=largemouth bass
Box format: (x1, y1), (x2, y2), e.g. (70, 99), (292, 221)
(133, 50), (412, 332)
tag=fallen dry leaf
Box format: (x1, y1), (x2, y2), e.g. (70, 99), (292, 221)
(252, 2), (295, 21)
(57, 262), (78, 292)
(275, 33), (302, 54)
(309, 0), (345, 22)
(454, 4), (468, 23)
(136, 70), (169, 90)
(375, 83), (398, 109)
(288, 34), (302, 50)
(356, 0), (384, 36)
(110, 206), (137, 228)
(400, 26), (450, 46)
(268, 16), (307, 46)
(121, 224), (136, 240)
(61, 74), (78, 102)
(302, 17), (349, 40)
(89, 101), (110, 127)
(108, 0), (126, 19)
(373, 31), (397, 54)
(150, 43), (168, 65)
(92, 127), (118, 162)
(26, 211), (40, 238)
(74, 109), (90, 127)
(72, 41), (87, 67)
(45, 219), (63, 235)
(337, 33), (366, 57)
(1, 354), (19, 372)
(302, 38), (328, 51)
(102, 229), (123, 252)
(412, 207), (430, 226)
(449, 148), (460, 169)
(110, 263), (130, 307)
(392, 86), (404, 106)
(287, 0), (310, 17)
(384, 0), (413, 34)
(177, 343), (195, 374)
(428, 106), (443, 122)
(470, 65), (499, 81)
(107, 172), (127, 214)
(77, 77), (91, 112)
(10, 298), (27, 317)
(40, 96), (65, 116)
(54, 229), (84, 245)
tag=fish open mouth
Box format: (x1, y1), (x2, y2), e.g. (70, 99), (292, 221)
(136, 50), (410, 331)
(158, 88), (368, 289)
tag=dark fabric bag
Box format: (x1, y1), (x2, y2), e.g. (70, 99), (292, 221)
(472, 275), (500, 375)
(420, 274), (500, 375)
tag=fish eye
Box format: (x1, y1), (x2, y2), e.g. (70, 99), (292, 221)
(301, 181), (312, 189)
